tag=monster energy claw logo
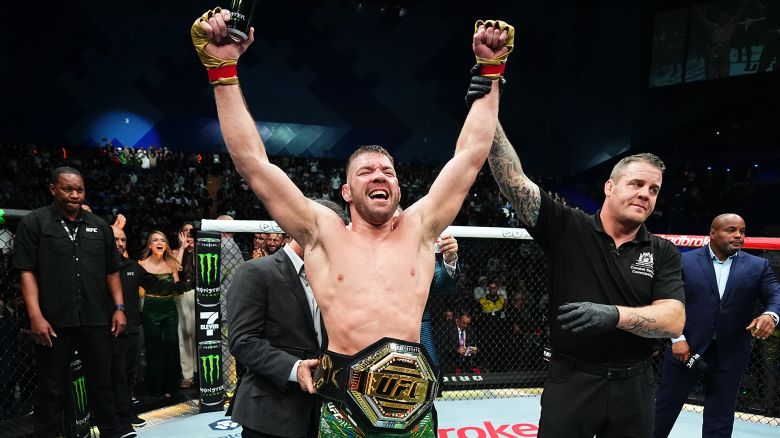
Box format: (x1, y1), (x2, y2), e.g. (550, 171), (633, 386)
(198, 253), (219, 284)
(201, 354), (221, 385)
(73, 376), (88, 412)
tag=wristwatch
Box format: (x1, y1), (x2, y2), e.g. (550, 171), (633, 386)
(115, 304), (126, 313)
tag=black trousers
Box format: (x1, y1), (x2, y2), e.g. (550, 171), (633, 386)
(538, 358), (655, 438)
(34, 326), (120, 438)
(654, 341), (744, 438)
(111, 332), (139, 425)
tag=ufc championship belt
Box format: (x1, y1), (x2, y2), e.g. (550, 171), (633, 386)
(313, 337), (439, 434)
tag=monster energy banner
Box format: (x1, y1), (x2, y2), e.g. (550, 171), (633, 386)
(198, 340), (224, 412)
(195, 234), (221, 308)
(67, 354), (91, 438)
(195, 232), (224, 411)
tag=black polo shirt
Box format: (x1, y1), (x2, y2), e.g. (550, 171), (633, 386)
(527, 190), (684, 365)
(118, 257), (144, 334)
(12, 203), (121, 328)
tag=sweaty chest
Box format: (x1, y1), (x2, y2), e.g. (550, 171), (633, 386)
(321, 241), (433, 300)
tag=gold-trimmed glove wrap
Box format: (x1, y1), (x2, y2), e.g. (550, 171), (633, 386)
(474, 19), (515, 79)
(191, 8), (239, 86)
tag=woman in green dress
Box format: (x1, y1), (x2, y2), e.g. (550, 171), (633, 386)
(139, 230), (183, 398)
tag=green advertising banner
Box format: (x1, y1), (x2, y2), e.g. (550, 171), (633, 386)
(195, 232), (224, 412)
(69, 356), (92, 438)
(195, 235), (221, 309)
(198, 340), (224, 412)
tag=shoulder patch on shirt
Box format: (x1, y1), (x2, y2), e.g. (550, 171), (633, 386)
(630, 251), (654, 278)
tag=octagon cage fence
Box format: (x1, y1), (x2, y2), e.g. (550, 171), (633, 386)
(0, 214), (778, 431)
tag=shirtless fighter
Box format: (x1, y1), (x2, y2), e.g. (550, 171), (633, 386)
(191, 9), (513, 436)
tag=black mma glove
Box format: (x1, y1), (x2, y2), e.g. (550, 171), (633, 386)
(556, 302), (619, 335)
(465, 64), (506, 107)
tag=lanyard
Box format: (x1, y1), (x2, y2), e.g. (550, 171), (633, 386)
(60, 219), (79, 242)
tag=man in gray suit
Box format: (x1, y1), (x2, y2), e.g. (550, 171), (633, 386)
(227, 200), (347, 438)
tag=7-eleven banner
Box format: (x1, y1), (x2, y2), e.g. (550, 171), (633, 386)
(195, 232), (222, 344)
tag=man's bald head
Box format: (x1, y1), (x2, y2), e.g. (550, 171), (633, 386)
(710, 213), (743, 230)
(709, 213), (746, 260)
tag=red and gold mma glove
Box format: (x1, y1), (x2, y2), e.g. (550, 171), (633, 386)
(466, 20), (515, 106)
(191, 7), (239, 86)
(473, 19), (515, 79)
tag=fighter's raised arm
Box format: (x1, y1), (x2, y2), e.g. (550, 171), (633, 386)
(414, 21), (514, 239)
(191, 9), (322, 245)
(487, 122), (541, 227)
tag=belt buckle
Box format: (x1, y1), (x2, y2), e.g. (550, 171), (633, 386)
(606, 367), (627, 380)
(348, 341), (437, 431)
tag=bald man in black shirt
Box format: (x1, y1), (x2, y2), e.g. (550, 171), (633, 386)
(14, 167), (126, 438)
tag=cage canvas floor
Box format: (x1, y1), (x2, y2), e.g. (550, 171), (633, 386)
(137, 396), (776, 438)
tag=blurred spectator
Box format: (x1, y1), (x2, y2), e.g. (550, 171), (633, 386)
(478, 280), (507, 315)
(473, 275), (489, 301)
(442, 312), (480, 374)
(265, 233), (284, 255)
(478, 280), (506, 372)
(173, 223), (196, 389)
(110, 226), (146, 430)
(252, 232), (269, 259)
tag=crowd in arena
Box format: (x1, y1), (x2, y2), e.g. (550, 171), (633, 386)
(1, 140), (779, 427)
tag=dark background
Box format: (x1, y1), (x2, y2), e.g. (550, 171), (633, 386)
(1, 0), (778, 226)
(0, 1), (670, 171)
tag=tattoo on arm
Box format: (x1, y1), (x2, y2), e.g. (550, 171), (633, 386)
(487, 123), (541, 227)
(619, 313), (678, 338)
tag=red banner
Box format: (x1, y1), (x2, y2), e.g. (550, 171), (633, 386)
(656, 234), (780, 251)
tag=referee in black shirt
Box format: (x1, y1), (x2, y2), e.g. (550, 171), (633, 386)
(487, 124), (685, 438)
(13, 167), (127, 438)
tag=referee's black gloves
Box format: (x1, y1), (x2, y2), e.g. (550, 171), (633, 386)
(557, 302), (619, 334)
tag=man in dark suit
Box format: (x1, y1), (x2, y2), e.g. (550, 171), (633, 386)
(442, 312), (480, 374)
(227, 200), (345, 438)
(655, 213), (780, 438)
(421, 234), (460, 368)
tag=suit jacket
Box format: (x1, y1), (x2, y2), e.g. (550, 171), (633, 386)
(681, 246), (780, 371)
(441, 324), (479, 370)
(430, 257), (460, 299)
(227, 249), (326, 437)
(421, 257), (460, 366)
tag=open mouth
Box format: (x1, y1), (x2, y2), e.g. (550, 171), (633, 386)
(369, 189), (389, 200)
